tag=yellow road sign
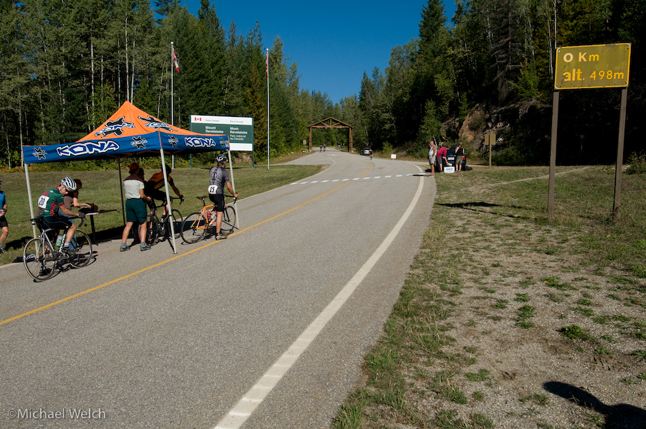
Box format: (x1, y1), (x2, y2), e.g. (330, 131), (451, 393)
(554, 43), (631, 90)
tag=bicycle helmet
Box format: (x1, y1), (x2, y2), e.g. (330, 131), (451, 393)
(61, 176), (77, 191)
(216, 154), (227, 163)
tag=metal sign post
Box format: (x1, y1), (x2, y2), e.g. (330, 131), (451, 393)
(613, 87), (628, 217)
(487, 132), (495, 167)
(548, 92), (560, 223)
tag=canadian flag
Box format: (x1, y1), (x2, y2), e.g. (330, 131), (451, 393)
(173, 47), (180, 73)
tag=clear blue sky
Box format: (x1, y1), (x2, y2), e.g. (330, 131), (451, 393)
(183, 1), (457, 105)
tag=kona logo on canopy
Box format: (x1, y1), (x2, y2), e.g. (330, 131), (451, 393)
(57, 141), (119, 157)
(185, 137), (217, 148)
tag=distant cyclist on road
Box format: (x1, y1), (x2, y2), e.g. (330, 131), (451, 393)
(145, 164), (183, 218)
(209, 154), (238, 240)
(37, 177), (86, 255)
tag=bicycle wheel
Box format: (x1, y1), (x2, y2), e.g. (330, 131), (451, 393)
(147, 214), (160, 245)
(68, 230), (93, 268)
(169, 209), (182, 240)
(23, 238), (57, 281)
(221, 206), (237, 234)
(180, 212), (207, 244)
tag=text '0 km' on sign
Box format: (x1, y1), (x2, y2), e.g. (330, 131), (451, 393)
(554, 43), (631, 90)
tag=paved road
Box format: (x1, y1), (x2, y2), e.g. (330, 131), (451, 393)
(0, 149), (436, 429)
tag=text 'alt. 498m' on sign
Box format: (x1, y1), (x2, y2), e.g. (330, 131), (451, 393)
(554, 43), (631, 90)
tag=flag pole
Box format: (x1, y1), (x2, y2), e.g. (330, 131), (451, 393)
(266, 48), (270, 170)
(171, 41), (175, 169)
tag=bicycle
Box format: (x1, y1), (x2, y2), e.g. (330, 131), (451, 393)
(146, 196), (183, 246)
(23, 217), (93, 281)
(180, 195), (237, 244)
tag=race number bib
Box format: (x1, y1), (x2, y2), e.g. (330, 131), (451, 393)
(37, 195), (50, 209)
(208, 185), (218, 194)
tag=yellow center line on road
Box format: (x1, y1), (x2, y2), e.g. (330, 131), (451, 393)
(0, 164), (372, 329)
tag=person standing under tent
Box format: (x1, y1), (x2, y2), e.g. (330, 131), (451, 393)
(63, 179), (97, 212)
(130, 164), (147, 246)
(121, 164), (152, 252)
(0, 178), (8, 254)
(208, 154), (238, 240)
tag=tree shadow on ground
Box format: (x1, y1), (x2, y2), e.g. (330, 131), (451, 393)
(436, 201), (528, 220)
(544, 381), (646, 429)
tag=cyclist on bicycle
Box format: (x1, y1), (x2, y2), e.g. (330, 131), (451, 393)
(37, 177), (86, 255)
(209, 154), (238, 240)
(145, 164), (183, 218)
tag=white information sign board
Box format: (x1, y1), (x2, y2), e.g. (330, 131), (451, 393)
(191, 116), (254, 151)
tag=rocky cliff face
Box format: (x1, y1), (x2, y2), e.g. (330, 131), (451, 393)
(457, 100), (552, 161)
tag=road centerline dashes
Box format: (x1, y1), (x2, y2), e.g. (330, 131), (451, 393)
(291, 173), (416, 186)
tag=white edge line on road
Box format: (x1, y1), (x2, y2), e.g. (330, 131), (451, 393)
(213, 165), (425, 429)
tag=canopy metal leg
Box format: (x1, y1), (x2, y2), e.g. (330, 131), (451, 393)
(160, 148), (177, 254)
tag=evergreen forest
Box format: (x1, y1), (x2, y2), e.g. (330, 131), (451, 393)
(0, 0), (644, 168)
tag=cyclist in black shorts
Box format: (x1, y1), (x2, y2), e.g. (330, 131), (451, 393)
(37, 177), (86, 254)
(145, 164), (183, 217)
(209, 154), (238, 240)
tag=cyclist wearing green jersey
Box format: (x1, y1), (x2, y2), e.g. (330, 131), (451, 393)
(37, 177), (86, 254)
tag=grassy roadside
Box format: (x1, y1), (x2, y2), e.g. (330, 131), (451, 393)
(0, 159), (322, 266)
(333, 166), (646, 428)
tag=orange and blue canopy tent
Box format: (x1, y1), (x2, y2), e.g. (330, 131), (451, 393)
(21, 102), (231, 253)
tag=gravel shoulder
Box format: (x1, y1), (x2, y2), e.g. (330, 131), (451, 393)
(333, 166), (646, 429)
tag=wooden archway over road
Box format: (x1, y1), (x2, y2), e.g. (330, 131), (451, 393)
(308, 117), (353, 152)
